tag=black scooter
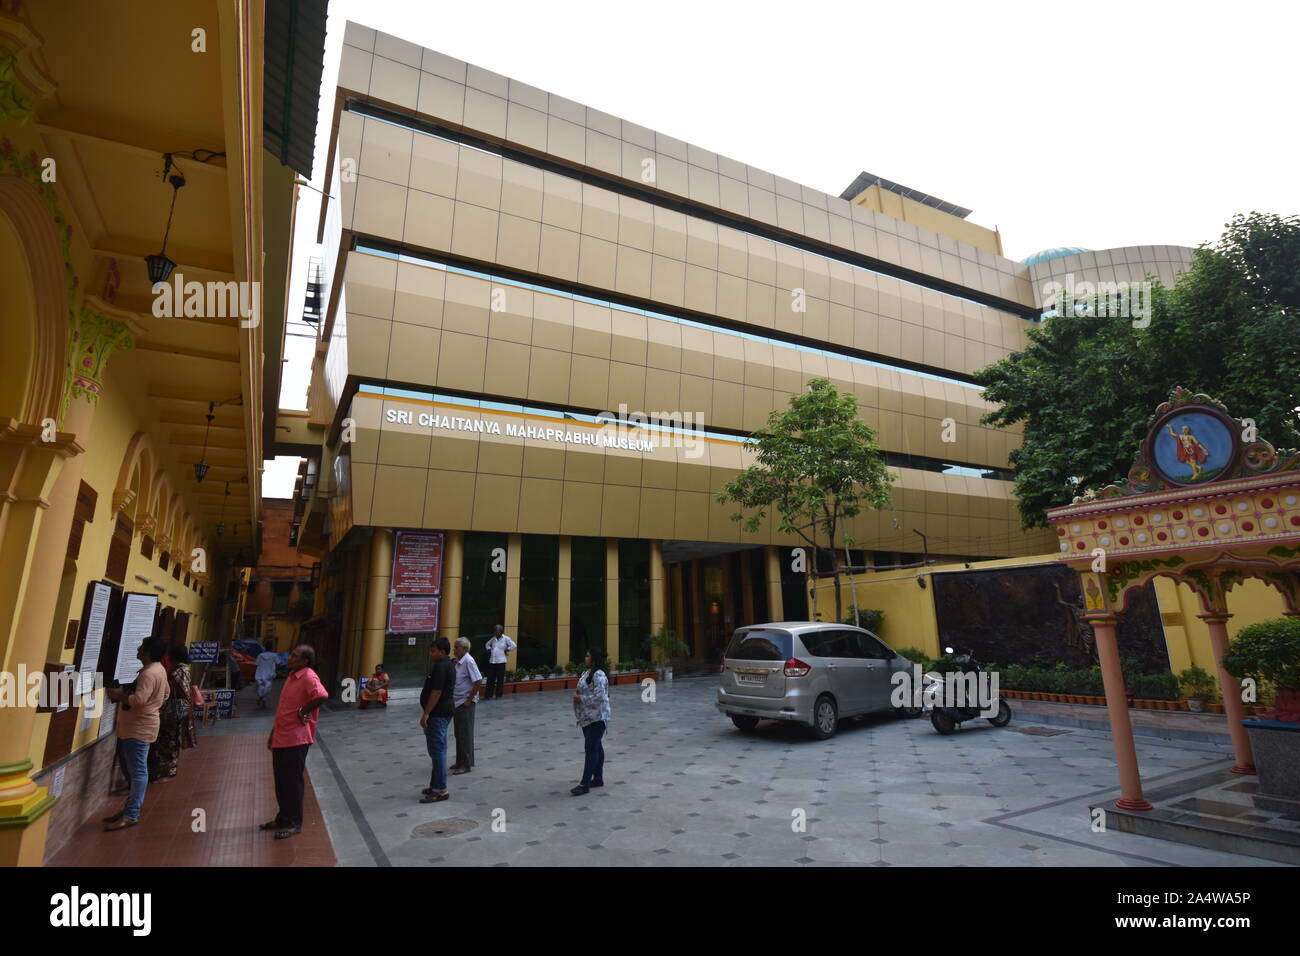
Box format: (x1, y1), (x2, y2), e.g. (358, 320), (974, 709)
(925, 646), (1012, 734)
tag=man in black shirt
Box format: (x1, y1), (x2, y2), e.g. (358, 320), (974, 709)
(419, 637), (456, 802)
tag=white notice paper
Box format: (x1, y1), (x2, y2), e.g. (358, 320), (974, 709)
(114, 593), (158, 684)
(51, 767), (65, 798)
(56, 664), (75, 712)
(79, 581), (112, 695)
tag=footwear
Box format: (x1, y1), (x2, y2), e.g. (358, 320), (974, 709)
(590, 780), (604, 788)
(570, 785), (590, 796)
(420, 792), (449, 803)
(103, 817), (139, 831)
(274, 826), (302, 840)
(452, 767), (470, 775)
(259, 819), (284, 831)
(102, 809), (125, 824)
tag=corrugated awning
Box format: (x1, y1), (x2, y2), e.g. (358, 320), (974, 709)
(264, 0), (328, 178)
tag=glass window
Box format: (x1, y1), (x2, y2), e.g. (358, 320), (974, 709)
(517, 535), (558, 669)
(617, 539), (650, 662)
(854, 631), (894, 660)
(569, 536), (605, 664)
(724, 629), (792, 661)
(460, 532), (507, 658)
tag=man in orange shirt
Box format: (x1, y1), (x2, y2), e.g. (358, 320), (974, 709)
(103, 636), (170, 831)
(260, 644), (329, 839)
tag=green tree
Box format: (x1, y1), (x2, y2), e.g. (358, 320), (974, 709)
(716, 378), (893, 622)
(977, 212), (1300, 528)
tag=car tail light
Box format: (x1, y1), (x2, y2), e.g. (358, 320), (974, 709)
(783, 658), (811, 678)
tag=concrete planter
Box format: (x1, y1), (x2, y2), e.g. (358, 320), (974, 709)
(1243, 720), (1300, 814)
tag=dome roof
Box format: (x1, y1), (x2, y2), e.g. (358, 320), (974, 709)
(1021, 246), (1092, 266)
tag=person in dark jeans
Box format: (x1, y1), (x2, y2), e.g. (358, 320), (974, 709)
(571, 648), (610, 796)
(483, 625), (516, 700)
(260, 645), (328, 839)
(419, 637), (456, 802)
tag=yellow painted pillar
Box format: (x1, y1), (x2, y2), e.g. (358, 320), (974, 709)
(765, 546), (784, 622)
(440, 531), (464, 641)
(361, 529), (393, 676)
(556, 536), (572, 664)
(1203, 614), (1256, 775)
(1093, 616), (1152, 811)
(649, 539), (665, 639)
(605, 538), (620, 663)
(505, 534), (522, 667)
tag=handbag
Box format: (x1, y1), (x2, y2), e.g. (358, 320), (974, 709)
(191, 685), (205, 709)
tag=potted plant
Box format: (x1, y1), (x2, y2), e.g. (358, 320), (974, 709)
(1177, 666), (1217, 712)
(1222, 618), (1300, 811)
(647, 626), (690, 682)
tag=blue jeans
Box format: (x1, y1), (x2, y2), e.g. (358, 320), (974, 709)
(424, 715), (451, 793)
(581, 720), (605, 787)
(120, 738), (149, 819)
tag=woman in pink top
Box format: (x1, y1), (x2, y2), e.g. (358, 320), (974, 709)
(103, 637), (170, 831)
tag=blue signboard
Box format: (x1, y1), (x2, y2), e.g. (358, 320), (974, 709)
(189, 641), (220, 663)
(212, 689), (235, 718)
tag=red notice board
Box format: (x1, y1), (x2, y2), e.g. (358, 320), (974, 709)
(391, 530), (444, 595)
(388, 595), (440, 634)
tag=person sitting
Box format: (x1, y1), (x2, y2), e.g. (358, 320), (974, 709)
(358, 664), (391, 709)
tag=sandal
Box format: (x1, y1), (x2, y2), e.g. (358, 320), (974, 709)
(102, 809), (125, 824)
(452, 767), (470, 775)
(104, 817), (139, 831)
(419, 792), (449, 803)
(274, 827), (302, 840)
(259, 820), (284, 831)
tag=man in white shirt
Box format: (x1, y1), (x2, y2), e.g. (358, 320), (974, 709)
(451, 637), (485, 775)
(254, 645), (279, 708)
(483, 625), (516, 701)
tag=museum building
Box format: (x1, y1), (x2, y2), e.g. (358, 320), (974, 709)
(281, 22), (1197, 687)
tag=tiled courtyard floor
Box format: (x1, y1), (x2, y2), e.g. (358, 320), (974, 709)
(302, 675), (1287, 867)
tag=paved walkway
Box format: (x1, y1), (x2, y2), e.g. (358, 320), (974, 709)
(305, 676), (1288, 867)
(47, 682), (335, 867)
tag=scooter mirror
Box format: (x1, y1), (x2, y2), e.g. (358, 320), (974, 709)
(944, 646), (954, 654)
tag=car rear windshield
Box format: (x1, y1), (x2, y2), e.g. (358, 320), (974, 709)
(725, 630), (793, 661)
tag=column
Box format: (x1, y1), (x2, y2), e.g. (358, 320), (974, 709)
(1092, 615), (1152, 810)
(360, 529), (393, 676)
(439, 531), (464, 642)
(556, 536), (572, 665)
(605, 538), (620, 664)
(765, 546), (784, 622)
(649, 539), (665, 639)
(504, 534), (521, 667)
(1202, 614), (1256, 774)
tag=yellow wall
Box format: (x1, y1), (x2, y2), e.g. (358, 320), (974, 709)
(25, 357), (222, 768)
(849, 184), (1003, 256)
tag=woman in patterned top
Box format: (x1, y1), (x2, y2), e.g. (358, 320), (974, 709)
(571, 648), (610, 796)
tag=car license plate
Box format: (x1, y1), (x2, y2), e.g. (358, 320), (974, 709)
(736, 671), (767, 685)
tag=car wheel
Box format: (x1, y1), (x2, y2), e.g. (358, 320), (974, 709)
(730, 715), (760, 732)
(809, 695), (838, 740)
(930, 709), (957, 735)
(989, 700), (1012, 727)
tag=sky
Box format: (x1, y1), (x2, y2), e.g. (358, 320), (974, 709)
(263, 0), (1300, 495)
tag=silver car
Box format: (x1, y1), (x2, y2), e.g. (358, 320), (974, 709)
(716, 622), (915, 739)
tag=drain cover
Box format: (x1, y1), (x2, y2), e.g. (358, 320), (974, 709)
(1012, 726), (1071, 736)
(412, 818), (479, 838)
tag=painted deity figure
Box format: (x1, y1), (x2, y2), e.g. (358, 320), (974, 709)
(1166, 423), (1209, 479)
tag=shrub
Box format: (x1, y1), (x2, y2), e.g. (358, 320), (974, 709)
(1222, 618), (1300, 690)
(1177, 665), (1218, 700)
(841, 609), (885, 633)
(896, 647), (932, 667)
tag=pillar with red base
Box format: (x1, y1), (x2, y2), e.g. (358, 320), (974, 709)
(1201, 614), (1256, 775)
(1092, 616), (1153, 811)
